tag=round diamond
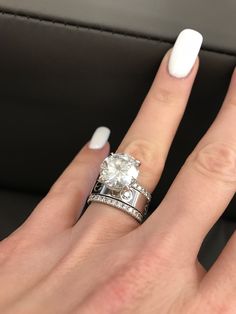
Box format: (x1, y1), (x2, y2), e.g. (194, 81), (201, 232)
(120, 188), (133, 202)
(99, 153), (140, 190)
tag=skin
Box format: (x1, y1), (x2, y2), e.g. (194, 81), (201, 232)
(1, 49), (236, 314)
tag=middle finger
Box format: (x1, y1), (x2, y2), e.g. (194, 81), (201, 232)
(143, 67), (236, 262)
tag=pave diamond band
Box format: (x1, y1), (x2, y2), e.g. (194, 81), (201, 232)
(87, 194), (143, 223)
(131, 181), (151, 202)
(87, 152), (151, 224)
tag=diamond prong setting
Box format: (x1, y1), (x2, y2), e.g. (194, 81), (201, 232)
(88, 152), (151, 223)
(99, 153), (140, 191)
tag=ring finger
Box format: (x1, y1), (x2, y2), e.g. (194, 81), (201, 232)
(76, 28), (203, 238)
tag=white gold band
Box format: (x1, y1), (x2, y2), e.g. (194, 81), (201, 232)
(87, 194), (143, 223)
(131, 180), (151, 202)
(91, 181), (149, 215)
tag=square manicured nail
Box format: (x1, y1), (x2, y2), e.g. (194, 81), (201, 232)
(89, 126), (111, 149)
(168, 29), (203, 78)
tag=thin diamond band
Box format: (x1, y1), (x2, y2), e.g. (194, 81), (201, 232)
(87, 194), (143, 223)
(131, 181), (151, 202)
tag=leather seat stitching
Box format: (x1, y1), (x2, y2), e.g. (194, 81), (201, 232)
(0, 9), (236, 59)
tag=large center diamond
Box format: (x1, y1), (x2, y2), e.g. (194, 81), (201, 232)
(99, 153), (140, 190)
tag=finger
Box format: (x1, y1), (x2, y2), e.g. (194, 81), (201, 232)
(117, 29), (202, 191)
(77, 29), (203, 238)
(143, 67), (236, 262)
(17, 127), (110, 239)
(199, 230), (236, 309)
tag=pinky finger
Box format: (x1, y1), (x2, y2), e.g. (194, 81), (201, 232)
(200, 231), (236, 310)
(15, 127), (110, 238)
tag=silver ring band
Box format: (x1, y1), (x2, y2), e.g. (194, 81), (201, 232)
(92, 181), (149, 214)
(131, 180), (151, 202)
(87, 194), (143, 223)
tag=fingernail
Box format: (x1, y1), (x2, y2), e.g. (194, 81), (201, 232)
(168, 28), (203, 78)
(89, 126), (111, 149)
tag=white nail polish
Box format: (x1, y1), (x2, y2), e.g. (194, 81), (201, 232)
(168, 29), (203, 78)
(89, 126), (111, 149)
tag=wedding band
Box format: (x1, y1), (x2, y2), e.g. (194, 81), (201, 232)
(87, 194), (144, 223)
(87, 152), (151, 223)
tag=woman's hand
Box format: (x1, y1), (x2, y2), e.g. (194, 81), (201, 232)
(1, 28), (236, 314)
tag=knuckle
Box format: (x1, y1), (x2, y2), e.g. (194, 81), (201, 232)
(49, 156), (95, 197)
(148, 86), (178, 107)
(0, 233), (31, 265)
(119, 139), (165, 178)
(225, 98), (236, 108)
(97, 234), (175, 310)
(79, 234), (176, 313)
(143, 230), (178, 266)
(40, 184), (84, 218)
(48, 177), (84, 200)
(97, 256), (156, 311)
(202, 295), (234, 314)
(188, 142), (236, 184)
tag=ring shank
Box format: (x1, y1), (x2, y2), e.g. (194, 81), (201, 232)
(87, 193), (143, 223)
(93, 181), (149, 215)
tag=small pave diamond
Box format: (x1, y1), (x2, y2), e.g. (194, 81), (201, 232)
(120, 187), (133, 202)
(131, 182), (151, 201)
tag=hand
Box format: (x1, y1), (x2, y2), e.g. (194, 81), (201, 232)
(1, 28), (236, 314)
